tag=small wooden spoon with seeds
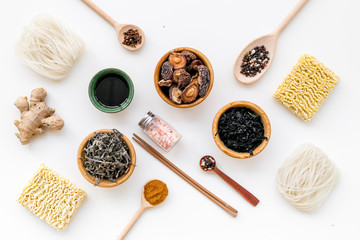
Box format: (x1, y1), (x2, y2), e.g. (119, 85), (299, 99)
(82, 0), (145, 51)
(233, 0), (309, 84)
(200, 155), (259, 206)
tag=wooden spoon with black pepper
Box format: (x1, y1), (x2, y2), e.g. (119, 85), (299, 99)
(233, 0), (309, 84)
(81, 0), (145, 51)
(200, 155), (259, 206)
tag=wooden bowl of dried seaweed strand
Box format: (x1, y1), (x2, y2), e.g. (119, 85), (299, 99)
(212, 101), (271, 159)
(117, 180), (168, 240)
(77, 129), (136, 187)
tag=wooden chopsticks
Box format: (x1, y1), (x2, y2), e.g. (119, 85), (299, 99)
(132, 133), (238, 217)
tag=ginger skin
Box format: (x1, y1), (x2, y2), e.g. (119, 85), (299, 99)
(14, 88), (64, 144)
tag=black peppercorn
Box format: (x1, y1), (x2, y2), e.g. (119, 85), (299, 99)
(240, 45), (270, 77)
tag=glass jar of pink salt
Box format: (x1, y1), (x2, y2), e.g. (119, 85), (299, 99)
(138, 111), (181, 152)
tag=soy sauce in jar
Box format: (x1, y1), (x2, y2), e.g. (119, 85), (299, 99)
(94, 74), (130, 108)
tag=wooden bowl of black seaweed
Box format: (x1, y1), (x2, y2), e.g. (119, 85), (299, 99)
(154, 47), (214, 108)
(77, 129), (136, 187)
(212, 101), (271, 159)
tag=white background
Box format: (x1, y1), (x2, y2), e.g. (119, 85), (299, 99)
(0, 0), (358, 239)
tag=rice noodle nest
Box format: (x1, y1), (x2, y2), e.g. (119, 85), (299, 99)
(276, 143), (339, 212)
(16, 14), (84, 81)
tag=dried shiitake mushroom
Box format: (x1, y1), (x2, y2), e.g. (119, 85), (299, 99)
(181, 83), (199, 103)
(173, 69), (187, 84)
(158, 50), (211, 105)
(198, 65), (210, 97)
(187, 60), (204, 73)
(169, 53), (187, 69)
(177, 72), (191, 89)
(181, 50), (197, 62)
(158, 79), (173, 87)
(169, 85), (182, 104)
(190, 73), (199, 85)
(161, 61), (173, 80)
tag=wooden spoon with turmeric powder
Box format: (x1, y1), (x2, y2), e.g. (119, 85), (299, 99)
(117, 180), (168, 240)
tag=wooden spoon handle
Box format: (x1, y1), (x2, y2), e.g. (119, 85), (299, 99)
(273, 0), (309, 36)
(214, 167), (259, 206)
(116, 207), (145, 240)
(81, 0), (118, 28)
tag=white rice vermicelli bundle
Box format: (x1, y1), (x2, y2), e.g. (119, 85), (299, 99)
(276, 143), (339, 212)
(16, 14), (84, 81)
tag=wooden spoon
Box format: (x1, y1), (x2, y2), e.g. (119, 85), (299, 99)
(200, 155), (259, 206)
(116, 181), (167, 240)
(81, 0), (145, 51)
(233, 0), (309, 84)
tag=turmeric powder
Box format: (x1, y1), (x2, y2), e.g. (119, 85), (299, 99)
(144, 180), (168, 206)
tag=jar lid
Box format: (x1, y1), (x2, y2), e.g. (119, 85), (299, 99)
(138, 111), (156, 129)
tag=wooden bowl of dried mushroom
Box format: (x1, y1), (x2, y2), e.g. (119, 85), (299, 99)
(154, 47), (214, 108)
(212, 101), (271, 159)
(77, 129), (136, 187)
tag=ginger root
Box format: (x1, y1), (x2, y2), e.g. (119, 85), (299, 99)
(14, 88), (64, 144)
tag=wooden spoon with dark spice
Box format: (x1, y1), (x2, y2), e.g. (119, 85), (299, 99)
(233, 0), (309, 84)
(200, 155), (260, 206)
(81, 0), (145, 51)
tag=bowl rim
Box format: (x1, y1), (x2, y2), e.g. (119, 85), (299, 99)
(212, 101), (271, 159)
(77, 129), (136, 187)
(154, 47), (214, 108)
(88, 68), (134, 113)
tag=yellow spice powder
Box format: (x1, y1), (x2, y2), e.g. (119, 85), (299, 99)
(144, 180), (168, 205)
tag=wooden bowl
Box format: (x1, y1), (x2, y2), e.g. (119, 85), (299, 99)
(154, 47), (214, 108)
(212, 101), (271, 159)
(77, 129), (136, 187)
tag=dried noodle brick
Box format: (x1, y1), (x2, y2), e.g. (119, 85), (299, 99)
(273, 54), (339, 121)
(18, 164), (86, 230)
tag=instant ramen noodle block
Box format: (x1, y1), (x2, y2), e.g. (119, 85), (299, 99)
(18, 164), (86, 230)
(273, 54), (339, 121)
